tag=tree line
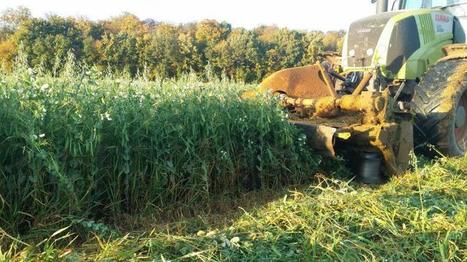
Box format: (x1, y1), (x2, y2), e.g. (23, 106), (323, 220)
(0, 7), (344, 82)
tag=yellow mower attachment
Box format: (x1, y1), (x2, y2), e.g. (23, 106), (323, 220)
(246, 64), (414, 183)
(260, 63), (337, 99)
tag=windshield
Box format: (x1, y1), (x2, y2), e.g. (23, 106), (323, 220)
(404, 0), (467, 9)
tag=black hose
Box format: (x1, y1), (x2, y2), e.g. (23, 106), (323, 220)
(329, 71), (347, 82)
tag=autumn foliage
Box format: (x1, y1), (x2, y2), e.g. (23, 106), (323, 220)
(0, 7), (344, 82)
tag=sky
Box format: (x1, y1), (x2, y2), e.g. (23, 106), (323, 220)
(1, 0), (375, 31)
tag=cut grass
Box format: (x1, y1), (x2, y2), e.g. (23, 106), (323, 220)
(2, 156), (465, 261)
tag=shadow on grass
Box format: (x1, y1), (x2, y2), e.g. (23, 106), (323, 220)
(112, 156), (353, 233)
(85, 158), (465, 262)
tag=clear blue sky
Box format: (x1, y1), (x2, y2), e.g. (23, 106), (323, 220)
(1, 0), (375, 31)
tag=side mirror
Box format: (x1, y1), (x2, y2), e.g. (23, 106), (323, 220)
(371, 0), (377, 3)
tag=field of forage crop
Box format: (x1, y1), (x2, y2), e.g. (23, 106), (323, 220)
(0, 66), (465, 261)
(0, 67), (322, 238)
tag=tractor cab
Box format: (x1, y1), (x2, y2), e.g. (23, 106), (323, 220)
(376, 0), (467, 42)
(376, 0), (467, 12)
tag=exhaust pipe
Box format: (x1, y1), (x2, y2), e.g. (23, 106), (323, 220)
(373, 0), (389, 13)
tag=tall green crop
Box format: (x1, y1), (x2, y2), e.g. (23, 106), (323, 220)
(0, 70), (320, 235)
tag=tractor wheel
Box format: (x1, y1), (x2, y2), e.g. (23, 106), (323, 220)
(413, 59), (467, 156)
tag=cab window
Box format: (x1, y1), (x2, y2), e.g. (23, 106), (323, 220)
(403, 0), (467, 9)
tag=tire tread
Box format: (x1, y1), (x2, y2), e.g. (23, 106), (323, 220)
(413, 59), (467, 155)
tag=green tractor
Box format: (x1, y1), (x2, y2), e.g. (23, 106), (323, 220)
(247, 0), (467, 183)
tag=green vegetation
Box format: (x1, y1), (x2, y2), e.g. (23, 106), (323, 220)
(0, 7), (344, 82)
(1, 156), (465, 261)
(0, 62), (321, 239)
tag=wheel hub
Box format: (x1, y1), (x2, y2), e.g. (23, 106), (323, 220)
(455, 106), (466, 128)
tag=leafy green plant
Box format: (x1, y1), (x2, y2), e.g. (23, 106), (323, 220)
(0, 66), (320, 236)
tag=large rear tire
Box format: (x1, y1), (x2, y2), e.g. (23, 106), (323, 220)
(413, 59), (467, 156)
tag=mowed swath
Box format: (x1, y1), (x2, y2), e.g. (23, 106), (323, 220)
(0, 67), (320, 235)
